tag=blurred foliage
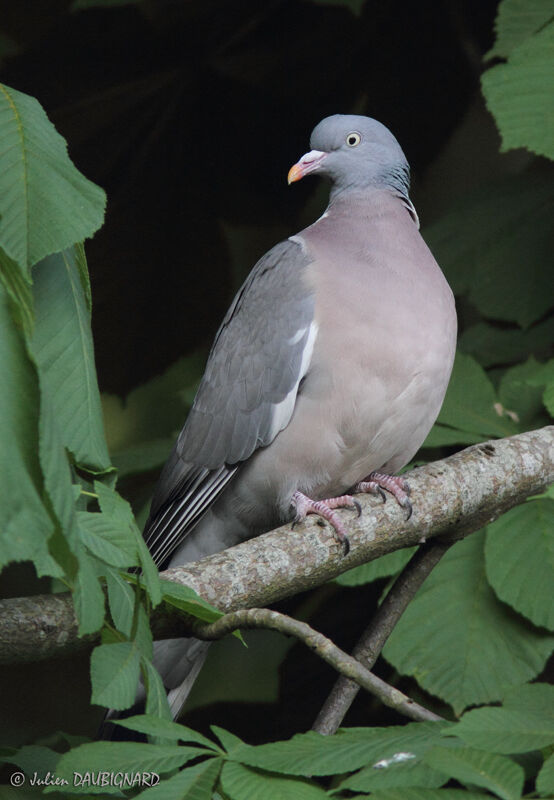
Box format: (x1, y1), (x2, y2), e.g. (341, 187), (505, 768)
(0, 0), (553, 797)
(482, 10), (554, 159)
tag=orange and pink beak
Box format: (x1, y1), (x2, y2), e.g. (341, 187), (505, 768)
(287, 149), (328, 184)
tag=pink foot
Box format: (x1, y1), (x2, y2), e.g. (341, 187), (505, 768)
(292, 491), (361, 555)
(354, 471), (412, 519)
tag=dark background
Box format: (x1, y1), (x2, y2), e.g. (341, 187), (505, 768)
(0, 0), (499, 396)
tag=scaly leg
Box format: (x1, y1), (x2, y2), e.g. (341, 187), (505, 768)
(354, 471), (412, 519)
(292, 491), (361, 555)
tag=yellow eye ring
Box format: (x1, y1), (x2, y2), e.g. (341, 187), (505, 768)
(346, 132), (361, 147)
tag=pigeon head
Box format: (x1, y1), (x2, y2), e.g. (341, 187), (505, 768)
(288, 114), (410, 201)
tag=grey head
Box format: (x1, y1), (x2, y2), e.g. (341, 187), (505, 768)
(288, 114), (411, 203)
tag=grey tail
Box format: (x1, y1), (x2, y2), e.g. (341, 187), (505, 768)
(99, 639), (211, 739)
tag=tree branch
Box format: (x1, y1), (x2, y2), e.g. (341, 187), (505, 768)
(0, 427), (552, 664)
(312, 539), (454, 734)
(191, 607), (443, 723)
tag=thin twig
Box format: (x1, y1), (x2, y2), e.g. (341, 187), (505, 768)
(312, 538), (455, 734)
(191, 607), (443, 723)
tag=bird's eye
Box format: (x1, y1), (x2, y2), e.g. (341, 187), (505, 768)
(346, 132), (361, 147)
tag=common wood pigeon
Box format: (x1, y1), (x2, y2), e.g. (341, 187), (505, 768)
(137, 114), (457, 720)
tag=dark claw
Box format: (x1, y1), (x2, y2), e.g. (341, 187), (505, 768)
(352, 499), (362, 517)
(403, 498), (413, 520)
(342, 536), (350, 556)
(377, 487), (387, 504)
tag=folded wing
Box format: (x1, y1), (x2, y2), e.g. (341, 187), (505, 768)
(144, 238), (317, 567)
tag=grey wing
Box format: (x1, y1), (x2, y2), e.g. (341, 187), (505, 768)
(144, 238), (316, 567)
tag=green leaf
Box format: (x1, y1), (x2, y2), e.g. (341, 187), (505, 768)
(543, 384), (554, 417)
(94, 481), (162, 605)
(502, 681), (554, 714)
(92, 481), (137, 525)
(337, 758), (446, 793)
(73, 550), (106, 635)
(498, 357), (551, 429)
(31, 247), (111, 473)
(134, 758), (223, 800)
(113, 715), (218, 749)
(482, 22), (554, 160)
(459, 318), (554, 369)
(78, 510), (139, 567)
(133, 604), (154, 659)
(90, 641), (141, 709)
(383, 532), (554, 713)
(46, 524), (78, 578)
(111, 437), (173, 478)
(0, 507), (61, 579)
(537, 752), (554, 797)
(335, 741), (448, 793)
(50, 742), (205, 794)
(135, 536), (163, 607)
(431, 353), (517, 440)
(0, 281), (58, 574)
(0, 83), (105, 273)
(73, 242), (92, 310)
(225, 722), (448, 776)
(335, 548), (415, 586)
(0, 247), (34, 337)
(37, 381), (80, 559)
(56, 731), (92, 748)
(94, 481), (164, 604)
(101, 352), (203, 457)
(211, 726), (245, 754)
(160, 580), (223, 622)
(365, 790), (494, 800)
(525, 358), (554, 417)
(105, 569), (136, 636)
(141, 660), (173, 722)
(79, 513), (136, 567)
(220, 762), (328, 800)
(487, 0), (554, 58)
(518, 356), (554, 390)
(448, 706), (554, 753)
(4, 744), (61, 781)
(423, 745), (524, 800)
(422, 426), (484, 449)
(485, 499), (554, 629)
(424, 173), (554, 328)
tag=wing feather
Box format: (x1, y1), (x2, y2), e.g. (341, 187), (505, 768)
(143, 238), (316, 567)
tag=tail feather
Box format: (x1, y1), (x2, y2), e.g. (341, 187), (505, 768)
(99, 638), (210, 739)
(167, 642), (210, 718)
